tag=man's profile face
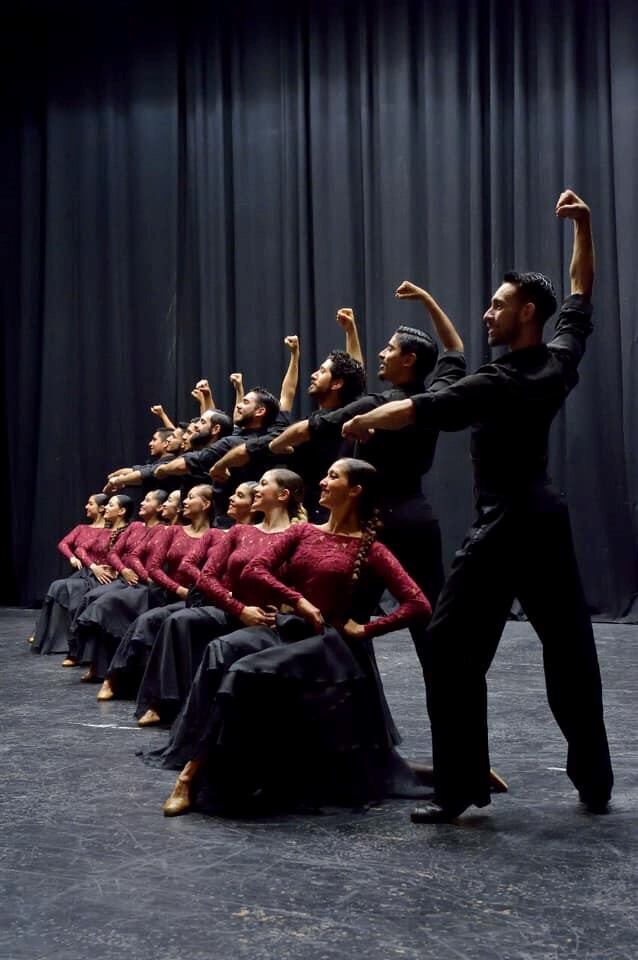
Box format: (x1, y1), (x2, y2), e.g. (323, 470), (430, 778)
(483, 283), (525, 347)
(309, 358), (335, 398)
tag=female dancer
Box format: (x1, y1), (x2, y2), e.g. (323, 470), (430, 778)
(97, 482), (259, 702)
(135, 470), (304, 727)
(30, 493), (110, 655)
(155, 458), (432, 817)
(73, 486), (213, 682)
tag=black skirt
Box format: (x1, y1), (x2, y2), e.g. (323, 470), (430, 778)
(141, 615), (427, 812)
(31, 569), (99, 655)
(106, 602), (186, 697)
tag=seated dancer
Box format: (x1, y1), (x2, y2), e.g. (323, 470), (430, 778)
(97, 483), (258, 703)
(30, 493), (110, 654)
(343, 190), (614, 821)
(73, 486), (213, 683)
(135, 470), (304, 727)
(269, 292), (465, 670)
(60, 493), (137, 666)
(154, 458), (432, 818)
(211, 314), (366, 522)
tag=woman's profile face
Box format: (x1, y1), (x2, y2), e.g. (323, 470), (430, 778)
(161, 491), (181, 521)
(318, 460), (356, 510)
(104, 497), (123, 522)
(228, 484), (254, 521)
(252, 473), (286, 513)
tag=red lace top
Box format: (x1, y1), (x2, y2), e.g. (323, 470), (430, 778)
(105, 521), (148, 572)
(126, 524), (172, 580)
(146, 525), (223, 594)
(59, 525), (111, 568)
(197, 525), (288, 619)
(179, 527), (228, 584)
(240, 523), (431, 639)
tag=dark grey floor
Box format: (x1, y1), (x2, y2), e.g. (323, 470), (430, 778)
(1, 608), (636, 960)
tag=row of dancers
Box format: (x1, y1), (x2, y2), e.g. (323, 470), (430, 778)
(29, 189), (613, 822)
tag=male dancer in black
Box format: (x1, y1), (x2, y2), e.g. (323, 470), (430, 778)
(343, 190), (614, 821)
(270, 291), (465, 654)
(155, 390), (277, 523)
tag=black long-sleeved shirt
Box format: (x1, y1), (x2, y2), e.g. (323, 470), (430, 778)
(410, 295), (593, 500)
(308, 351), (467, 501)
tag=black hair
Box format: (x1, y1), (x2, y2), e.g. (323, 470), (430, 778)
(147, 489), (169, 506)
(502, 271), (557, 326)
(90, 493), (108, 509)
(248, 387), (280, 429)
(153, 428), (173, 442)
(267, 468), (307, 523)
(326, 350), (367, 405)
(188, 484), (214, 506)
(393, 325), (439, 381)
(111, 494), (136, 522)
(208, 410), (233, 438)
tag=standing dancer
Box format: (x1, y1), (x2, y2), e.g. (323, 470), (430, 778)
(343, 190), (614, 820)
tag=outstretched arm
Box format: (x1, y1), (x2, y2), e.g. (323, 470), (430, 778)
(269, 419), (310, 455)
(209, 443), (250, 482)
(395, 281), (464, 352)
(155, 457), (188, 478)
(556, 190), (594, 299)
(342, 399), (415, 441)
(279, 336), (300, 412)
(336, 308), (365, 366)
(150, 404), (176, 430)
(229, 372), (244, 406)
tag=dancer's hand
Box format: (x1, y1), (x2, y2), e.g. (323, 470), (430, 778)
(150, 404), (165, 418)
(395, 280), (427, 300)
(342, 415), (374, 442)
(284, 335), (299, 353)
(229, 372), (243, 390)
(121, 567), (139, 586)
(240, 606), (277, 627)
(342, 619), (365, 640)
(295, 598), (324, 632)
(209, 462), (230, 483)
(69, 557), (82, 570)
(336, 307), (356, 329)
(90, 563), (115, 585)
(555, 189), (590, 222)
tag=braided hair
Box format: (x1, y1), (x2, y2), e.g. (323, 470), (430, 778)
(106, 494), (135, 548)
(337, 458), (383, 586)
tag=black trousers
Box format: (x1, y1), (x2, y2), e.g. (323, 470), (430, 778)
(379, 494), (444, 670)
(425, 490), (614, 810)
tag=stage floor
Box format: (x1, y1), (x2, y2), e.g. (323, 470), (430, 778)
(1, 608), (636, 960)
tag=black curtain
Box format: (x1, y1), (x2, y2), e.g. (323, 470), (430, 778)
(1, 0), (636, 618)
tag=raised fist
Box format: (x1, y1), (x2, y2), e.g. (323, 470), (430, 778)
(555, 189), (590, 222)
(284, 335), (299, 352)
(336, 307), (355, 328)
(395, 280), (426, 300)
(229, 372), (243, 388)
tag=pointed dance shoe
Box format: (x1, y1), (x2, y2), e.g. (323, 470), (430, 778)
(410, 800), (470, 824)
(96, 680), (114, 701)
(61, 657), (80, 667)
(162, 777), (192, 817)
(138, 709), (161, 727)
(489, 769), (509, 793)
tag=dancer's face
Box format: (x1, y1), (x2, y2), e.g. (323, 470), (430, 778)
(148, 432), (168, 457)
(378, 335), (414, 383)
(309, 358), (336, 398)
(234, 391), (263, 427)
(228, 484), (255, 522)
(85, 496), (100, 520)
(161, 491), (181, 522)
(252, 472), (287, 513)
(105, 497), (124, 523)
(183, 487), (209, 520)
(483, 283), (527, 347)
(318, 460), (361, 510)
(139, 492), (162, 520)
(166, 429), (184, 454)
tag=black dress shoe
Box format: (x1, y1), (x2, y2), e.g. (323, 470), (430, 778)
(410, 800), (469, 823)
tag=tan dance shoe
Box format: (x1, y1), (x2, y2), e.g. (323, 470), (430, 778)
(80, 665), (97, 683)
(27, 635), (34, 644)
(61, 657), (80, 667)
(138, 708), (161, 727)
(162, 777), (192, 817)
(96, 679), (114, 701)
